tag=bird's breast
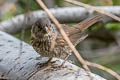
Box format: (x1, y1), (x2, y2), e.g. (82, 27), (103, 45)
(31, 34), (71, 58)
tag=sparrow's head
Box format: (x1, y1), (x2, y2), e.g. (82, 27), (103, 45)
(31, 17), (51, 37)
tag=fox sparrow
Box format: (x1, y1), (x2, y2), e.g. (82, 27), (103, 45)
(30, 15), (102, 64)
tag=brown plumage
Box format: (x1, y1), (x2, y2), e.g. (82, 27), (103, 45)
(30, 15), (103, 63)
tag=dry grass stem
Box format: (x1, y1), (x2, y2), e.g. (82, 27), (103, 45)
(63, 0), (120, 79)
(65, 0), (120, 22)
(86, 61), (120, 80)
(36, 0), (91, 73)
(35, 0), (120, 80)
(50, 32), (57, 51)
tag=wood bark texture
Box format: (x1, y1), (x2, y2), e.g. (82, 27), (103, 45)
(0, 31), (106, 80)
(0, 6), (120, 34)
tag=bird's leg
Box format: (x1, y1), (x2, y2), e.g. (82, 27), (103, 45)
(60, 53), (71, 67)
(36, 58), (53, 68)
(46, 58), (53, 64)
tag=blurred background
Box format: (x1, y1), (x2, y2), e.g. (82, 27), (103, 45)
(0, 0), (120, 80)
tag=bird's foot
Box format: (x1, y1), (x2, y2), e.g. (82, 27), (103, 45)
(58, 54), (71, 68)
(36, 58), (53, 69)
(50, 60), (66, 71)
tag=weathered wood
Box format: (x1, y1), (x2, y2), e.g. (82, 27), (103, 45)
(0, 6), (120, 34)
(0, 31), (106, 80)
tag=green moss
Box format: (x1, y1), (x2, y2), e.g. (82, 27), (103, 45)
(105, 23), (120, 31)
(13, 29), (31, 43)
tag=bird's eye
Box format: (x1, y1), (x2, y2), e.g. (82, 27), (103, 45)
(38, 25), (47, 34)
(38, 25), (42, 30)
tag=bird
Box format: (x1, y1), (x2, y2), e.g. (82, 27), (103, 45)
(30, 15), (103, 66)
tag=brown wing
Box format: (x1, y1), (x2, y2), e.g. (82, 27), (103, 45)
(63, 15), (103, 45)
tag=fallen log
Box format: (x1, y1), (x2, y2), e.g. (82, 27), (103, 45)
(0, 31), (106, 80)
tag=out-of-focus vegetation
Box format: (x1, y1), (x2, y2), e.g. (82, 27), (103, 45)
(0, 0), (120, 80)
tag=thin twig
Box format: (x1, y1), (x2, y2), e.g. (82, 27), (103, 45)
(64, 0), (120, 80)
(86, 61), (120, 80)
(36, 0), (91, 73)
(35, 1), (120, 80)
(50, 32), (57, 51)
(64, 0), (120, 22)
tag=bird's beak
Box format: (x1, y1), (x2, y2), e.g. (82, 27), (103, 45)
(44, 26), (49, 33)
